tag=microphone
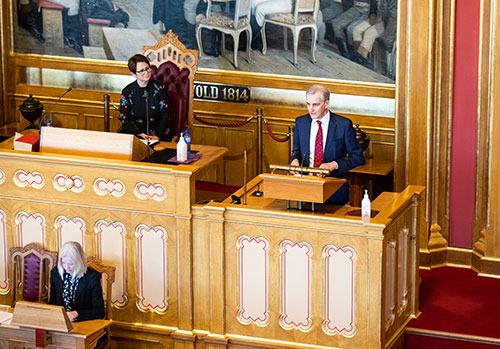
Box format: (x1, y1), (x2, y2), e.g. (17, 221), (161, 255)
(300, 151), (309, 177)
(39, 87), (72, 131)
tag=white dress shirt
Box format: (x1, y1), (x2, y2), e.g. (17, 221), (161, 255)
(309, 111), (330, 167)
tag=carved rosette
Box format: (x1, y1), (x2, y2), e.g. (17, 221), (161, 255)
(53, 174), (85, 193)
(13, 170), (44, 189)
(135, 224), (168, 314)
(0, 210), (8, 293)
(95, 220), (128, 308)
(55, 216), (86, 249)
(134, 182), (167, 202)
(93, 178), (125, 197)
(279, 240), (312, 332)
(0, 169), (5, 185)
(15, 211), (46, 247)
(236, 235), (270, 327)
(322, 245), (357, 337)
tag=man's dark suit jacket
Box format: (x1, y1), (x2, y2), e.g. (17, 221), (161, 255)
(49, 267), (105, 321)
(291, 111), (365, 205)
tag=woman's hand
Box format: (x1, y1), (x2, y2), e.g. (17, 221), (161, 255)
(66, 310), (78, 322)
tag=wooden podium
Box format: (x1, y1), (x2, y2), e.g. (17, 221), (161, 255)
(259, 173), (346, 203)
(40, 126), (149, 161)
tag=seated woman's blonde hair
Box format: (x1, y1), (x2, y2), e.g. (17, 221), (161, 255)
(57, 241), (87, 280)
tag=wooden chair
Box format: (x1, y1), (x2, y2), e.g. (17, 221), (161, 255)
(195, 0), (252, 69)
(143, 30), (199, 141)
(261, 0), (320, 66)
(87, 256), (115, 320)
(9, 242), (58, 307)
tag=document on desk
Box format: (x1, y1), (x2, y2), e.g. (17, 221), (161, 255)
(0, 311), (12, 324)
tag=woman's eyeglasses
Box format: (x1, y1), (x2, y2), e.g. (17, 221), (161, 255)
(136, 67), (151, 74)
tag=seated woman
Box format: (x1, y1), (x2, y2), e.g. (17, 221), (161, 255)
(49, 241), (104, 322)
(119, 54), (171, 142)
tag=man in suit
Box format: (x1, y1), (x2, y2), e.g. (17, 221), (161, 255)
(290, 85), (365, 205)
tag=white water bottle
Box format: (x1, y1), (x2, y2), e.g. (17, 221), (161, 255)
(361, 189), (371, 222)
(177, 132), (188, 162)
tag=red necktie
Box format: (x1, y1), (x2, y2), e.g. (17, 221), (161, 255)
(314, 120), (323, 167)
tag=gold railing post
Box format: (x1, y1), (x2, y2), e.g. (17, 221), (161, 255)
(103, 94), (110, 132)
(289, 124), (295, 162)
(256, 107), (263, 175)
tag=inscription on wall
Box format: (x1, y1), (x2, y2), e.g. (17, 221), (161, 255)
(194, 83), (250, 103)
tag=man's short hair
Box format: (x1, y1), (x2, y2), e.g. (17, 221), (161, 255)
(128, 54), (150, 73)
(306, 84), (330, 102)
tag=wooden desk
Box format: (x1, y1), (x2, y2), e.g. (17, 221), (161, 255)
(0, 136), (227, 346)
(190, 177), (425, 349)
(348, 159), (394, 207)
(0, 319), (110, 349)
(102, 27), (163, 61)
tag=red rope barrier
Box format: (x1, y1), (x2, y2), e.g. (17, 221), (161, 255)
(194, 114), (254, 128)
(264, 119), (290, 142)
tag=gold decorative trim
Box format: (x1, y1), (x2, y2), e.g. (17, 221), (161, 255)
(406, 327), (500, 345)
(420, 247), (500, 276)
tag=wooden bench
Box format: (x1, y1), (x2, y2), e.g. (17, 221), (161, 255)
(87, 18), (111, 46)
(37, 0), (64, 48)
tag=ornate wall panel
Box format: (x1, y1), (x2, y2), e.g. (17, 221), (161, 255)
(236, 235), (270, 327)
(279, 240), (312, 332)
(0, 210), (7, 294)
(55, 216), (85, 248)
(15, 211), (45, 247)
(322, 245), (357, 338)
(95, 220), (128, 308)
(135, 224), (168, 314)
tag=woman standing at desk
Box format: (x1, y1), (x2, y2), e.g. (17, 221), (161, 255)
(119, 54), (171, 141)
(49, 241), (104, 322)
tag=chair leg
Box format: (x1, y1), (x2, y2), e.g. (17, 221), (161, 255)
(311, 27), (317, 64)
(284, 27), (288, 51)
(233, 34), (239, 68)
(196, 26), (204, 58)
(246, 29), (252, 63)
(293, 28), (299, 66)
(261, 23), (268, 55)
(221, 33), (226, 56)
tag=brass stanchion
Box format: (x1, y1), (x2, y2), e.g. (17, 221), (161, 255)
(256, 107), (263, 175)
(288, 125), (295, 163)
(103, 94), (110, 132)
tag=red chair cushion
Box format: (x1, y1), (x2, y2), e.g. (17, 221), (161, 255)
(38, 0), (64, 10)
(87, 18), (111, 25)
(23, 253), (42, 302)
(150, 62), (191, 138)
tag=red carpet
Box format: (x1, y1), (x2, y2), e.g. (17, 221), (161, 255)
(406, 266), (500, 347)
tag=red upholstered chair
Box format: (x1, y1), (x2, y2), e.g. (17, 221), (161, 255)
(143, 30), (199, 141)
(9, 243), (58, 307)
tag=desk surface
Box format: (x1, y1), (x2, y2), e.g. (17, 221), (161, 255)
(350, 158), (394, 176)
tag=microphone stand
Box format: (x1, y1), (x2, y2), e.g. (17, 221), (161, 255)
(39, 87), (72, 143)
(145, 87), (150, 161)
(39, 87), (72, 131)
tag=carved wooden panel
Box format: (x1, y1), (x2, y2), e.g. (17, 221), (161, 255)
(135, 224), (168, 314)
(0, 210), (7, 293)
(95, 220), (128, 308)
(55, 216), (86, 249)
(322, 245), (357, 338)
(236, 235), (269, 327)
(15, 211), (45, 247)
(279, 240), (312, 332)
